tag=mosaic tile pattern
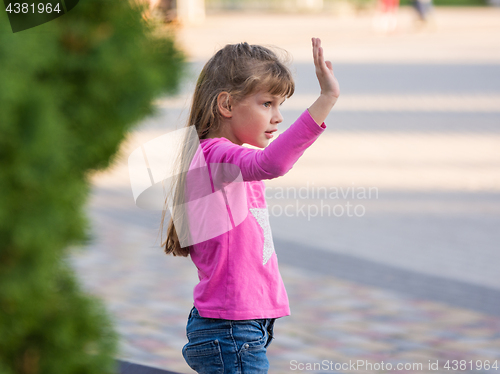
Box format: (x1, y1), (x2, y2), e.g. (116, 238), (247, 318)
(68, 211), (500, 374)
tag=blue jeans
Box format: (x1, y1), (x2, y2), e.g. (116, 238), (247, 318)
(182, 307), (276, 374)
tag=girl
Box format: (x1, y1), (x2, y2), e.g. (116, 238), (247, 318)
(160, 38), (339, 374)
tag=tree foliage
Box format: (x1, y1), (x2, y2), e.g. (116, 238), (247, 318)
(0, 1), (185, 372)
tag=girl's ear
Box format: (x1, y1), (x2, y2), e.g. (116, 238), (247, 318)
(217, 92), (233, 118)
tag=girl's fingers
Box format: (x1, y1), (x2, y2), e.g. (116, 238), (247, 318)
(312, 38), (319, 66)
(313, 38), (335, 80)
(313, 38), (329, 72)
(316, 39), (322, 64)
(312, 38), (322, 66)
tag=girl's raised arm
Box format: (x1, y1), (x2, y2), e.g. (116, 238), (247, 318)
(307, 37), (340, 126)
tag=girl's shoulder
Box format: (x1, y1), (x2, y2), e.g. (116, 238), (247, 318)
(199, 137), (242, 155)
(198, 137), (259, 173)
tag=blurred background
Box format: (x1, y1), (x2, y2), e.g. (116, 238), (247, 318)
(71, 0), (500, 373)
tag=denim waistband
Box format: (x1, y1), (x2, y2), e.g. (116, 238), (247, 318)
(189, 306), (276, 326)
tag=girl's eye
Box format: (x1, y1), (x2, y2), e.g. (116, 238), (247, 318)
(263, 102), (271, 108)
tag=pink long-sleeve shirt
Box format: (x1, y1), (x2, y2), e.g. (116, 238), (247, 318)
(184, 109), (326, 320)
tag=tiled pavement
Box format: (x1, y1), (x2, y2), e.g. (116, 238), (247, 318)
(70, 201), (500, 373)
(70, 203), (500, 374)
(69, 7), (500, 374)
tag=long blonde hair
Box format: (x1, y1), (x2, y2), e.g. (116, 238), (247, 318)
(159, 42), (295, 257)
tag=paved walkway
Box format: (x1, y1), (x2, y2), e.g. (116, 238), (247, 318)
(70, 7), (500, 374)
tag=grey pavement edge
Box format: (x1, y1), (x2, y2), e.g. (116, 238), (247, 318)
(274, 238), (500, 317)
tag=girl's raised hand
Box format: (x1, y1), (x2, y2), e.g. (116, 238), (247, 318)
(308, 38), (340, 126)
(312, 37), (340, 100)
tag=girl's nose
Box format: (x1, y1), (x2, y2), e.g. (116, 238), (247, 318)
(273, 109), (283, 124)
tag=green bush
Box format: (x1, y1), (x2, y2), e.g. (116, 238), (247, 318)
(0, 1), (184, 373)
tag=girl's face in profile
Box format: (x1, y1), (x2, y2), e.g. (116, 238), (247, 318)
(227, 90), (286, 148)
